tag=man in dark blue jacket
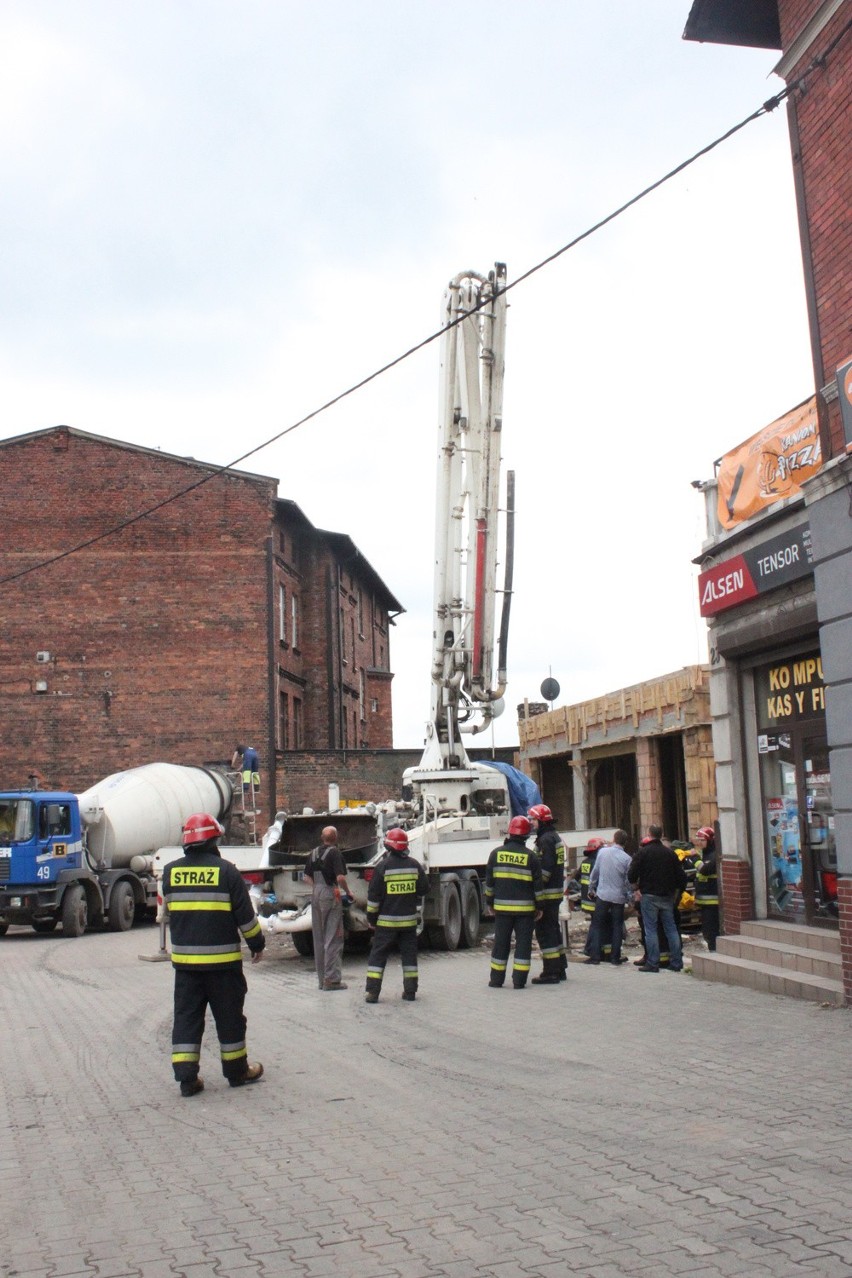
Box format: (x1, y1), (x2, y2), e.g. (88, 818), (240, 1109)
(164, 813), (265, 1096)
(365, 828), (428, 1003)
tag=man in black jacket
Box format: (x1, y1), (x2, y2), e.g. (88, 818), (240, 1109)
(628, 824), (687, 973)
(164, 813), (265, 1096)
(528, 803), (566, 984)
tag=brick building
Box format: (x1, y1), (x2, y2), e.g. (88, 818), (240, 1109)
(0, 427), (402, 816)
(684, 0), (852, 1002)
(518, 666), (716, 860)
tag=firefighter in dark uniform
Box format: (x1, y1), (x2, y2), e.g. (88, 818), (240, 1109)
(579, 837), (608, 958)
(528, 803), (567, 984)
(164, 812), (265, 1097)
(364, 828), (428, 1003)
(485, 816), (544, 989)
(693, 825), (720, 950)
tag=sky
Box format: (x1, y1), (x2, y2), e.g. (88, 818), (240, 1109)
(0, 2), (814, 750)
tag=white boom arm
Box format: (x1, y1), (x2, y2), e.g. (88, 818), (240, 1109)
(419, 263), (513, 772)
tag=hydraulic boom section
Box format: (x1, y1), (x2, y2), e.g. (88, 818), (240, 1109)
(420, 263), (514, 773)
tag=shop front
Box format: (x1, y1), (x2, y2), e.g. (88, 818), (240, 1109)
(698, 506), (839, 937)
(752, 650), (837, 926)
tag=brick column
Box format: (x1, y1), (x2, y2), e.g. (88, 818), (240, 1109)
(838, 877), (852, 1008)
(719, 858), (755, 937)
(635, 737), (661, 829)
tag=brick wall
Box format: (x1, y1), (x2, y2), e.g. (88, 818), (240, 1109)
(279, 529), (395, 752)
(0, 428), (276, 794)
(277, 749), (423, 813)
(276, 746), (521, 815)
(780, 1), (852, 456)
(719, 858), (756, 937)
(838, 877), (852, 1007)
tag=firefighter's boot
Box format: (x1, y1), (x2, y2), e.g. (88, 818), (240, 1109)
(229, 1062), (264, 1087)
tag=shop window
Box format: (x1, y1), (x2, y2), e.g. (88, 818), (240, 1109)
(754, 651), (836, 923)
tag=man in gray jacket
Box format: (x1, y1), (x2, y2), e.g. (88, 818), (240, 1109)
(586, 829), (632, 965)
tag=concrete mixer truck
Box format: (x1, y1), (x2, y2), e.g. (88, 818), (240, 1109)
(0, 763), (232, 937)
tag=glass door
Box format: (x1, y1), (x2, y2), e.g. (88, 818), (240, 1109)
(800, 738), (837, 922)
(760, 735), (804, 919)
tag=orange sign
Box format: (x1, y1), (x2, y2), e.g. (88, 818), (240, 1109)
(716, 396), (821, 530)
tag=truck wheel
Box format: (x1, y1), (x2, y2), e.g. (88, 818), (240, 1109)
(108, 881), (136, 932)
(459, 878), (481, 949)
(32, 919), (59, 934)
(291, 930), (314, 958)
(61, 886), (88, 938)
(429, 882), (462, 951)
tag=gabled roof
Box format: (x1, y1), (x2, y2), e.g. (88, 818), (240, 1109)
(276, 498), (404, 615)
(0, 424), (277, 487)
(683, 0), (781, 49)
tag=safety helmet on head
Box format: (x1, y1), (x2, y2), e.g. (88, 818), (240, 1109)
(508, 815), (531, 837)
(528, 804), (553, 824)
(182, 812), (224, 846)
(640, 836), (653, 846)
(585, 837), (605, 852)
(694, 826), (715, 842)
(383, 827), (409, 853)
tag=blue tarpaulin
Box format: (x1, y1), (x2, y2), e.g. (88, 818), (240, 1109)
(478, 761), (542, 817)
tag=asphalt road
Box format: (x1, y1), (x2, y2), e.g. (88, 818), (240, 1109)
(2, 921), (852, 1278)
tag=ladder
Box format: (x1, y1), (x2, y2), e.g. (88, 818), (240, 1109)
(228, 771), (259, 846)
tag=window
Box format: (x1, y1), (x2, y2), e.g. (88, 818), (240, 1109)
(279, 691), (289, 749)
(40, 803), (71, 839)
(292, 697), (302, 749)
(340, 608), (346, 662)
(291, 593), (299, 649)
(371, 697), (379, 714)
(359, 669), (365, 721)
(357, 589), (364, 637)
(278, 584), (286, 643)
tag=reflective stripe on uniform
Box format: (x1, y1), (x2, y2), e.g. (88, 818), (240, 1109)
(171, 949), (242, 965)
(168, 901), (233, 912)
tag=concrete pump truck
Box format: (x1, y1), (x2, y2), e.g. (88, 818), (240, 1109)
(236, 263), (536, 952)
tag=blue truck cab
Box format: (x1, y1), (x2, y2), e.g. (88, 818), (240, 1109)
(0, 791), (99, 936)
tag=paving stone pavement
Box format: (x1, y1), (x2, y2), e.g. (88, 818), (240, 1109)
(2, 922), (852, 1278)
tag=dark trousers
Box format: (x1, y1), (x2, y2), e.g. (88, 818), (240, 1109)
(588, 899), (626, 963)
(700, 904), (720, 951)
(637, 903), (680, 966)
(583, 905), (612, 957)
(172, 966), (249, 1083)
(534, 900), (563, 976)
(366, 927), (419, 997)
(490, 913), (535, 988)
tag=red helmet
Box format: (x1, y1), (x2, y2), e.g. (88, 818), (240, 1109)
(508, 815), (531, 837)
(640, 836), (653, 845)
(384, 827), (409, 853)
(694, 826), (715, 841)
(585, 837), (605, 852)
(528, 804), (553, 823)
(182, 813), (224, 846)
